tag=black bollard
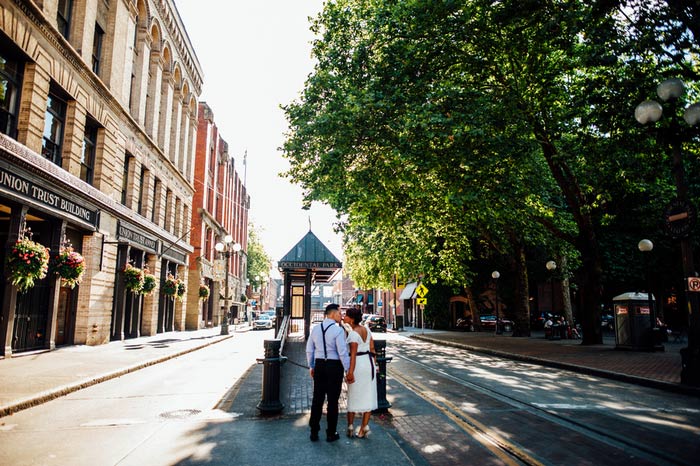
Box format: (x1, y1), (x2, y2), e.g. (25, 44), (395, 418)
(256, 339), (285, 414)
(373, 339), (393, 413)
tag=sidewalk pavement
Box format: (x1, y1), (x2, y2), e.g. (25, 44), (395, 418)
(404, 327), (700, 396)
(0, 325), (237, 417)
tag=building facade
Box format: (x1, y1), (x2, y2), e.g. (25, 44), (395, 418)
(186, 102), (248, 330)
(0, 0), (202, 356)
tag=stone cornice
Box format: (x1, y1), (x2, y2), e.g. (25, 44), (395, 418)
(155, 0), (203, 95)
(12, 0), (194, 193)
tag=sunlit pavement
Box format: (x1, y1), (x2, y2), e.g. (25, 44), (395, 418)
(402, 327), (696, 393)
(0, 326), (235, 417)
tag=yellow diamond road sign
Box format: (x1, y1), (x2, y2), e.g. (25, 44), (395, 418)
(416, 284), (429, 298)
(417, 297), (427, 305)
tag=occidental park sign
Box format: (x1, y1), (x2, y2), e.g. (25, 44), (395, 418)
(0, 168), (98, 226)
(278, 261), (341, 269)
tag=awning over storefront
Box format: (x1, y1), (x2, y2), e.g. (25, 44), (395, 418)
(399, 282), (418, 300)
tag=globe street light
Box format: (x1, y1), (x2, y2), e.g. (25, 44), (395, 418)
(492, 271), (501, 335)
(635, 79), (700, 384)
(215, 235), (240, 336)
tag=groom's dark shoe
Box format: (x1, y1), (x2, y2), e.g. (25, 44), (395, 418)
(310, 431), (319, 442)
(326, 432), (340, 442)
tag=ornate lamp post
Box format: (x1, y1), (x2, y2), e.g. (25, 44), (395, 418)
(546, 260), (557, 317)
(492, 271), (501, 335)
(215, 235), (241, 336)
(635, 78), (700, 384)
(638, 239), (659, 349)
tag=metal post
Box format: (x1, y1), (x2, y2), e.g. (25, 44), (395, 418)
(373, 339), (392, 413)
(221, 250), (230, 335)
(256, 339), (285, 414)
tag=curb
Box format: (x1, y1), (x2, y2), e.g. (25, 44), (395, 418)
(411, 334), (700, 398)
(0, 334), (234, 418)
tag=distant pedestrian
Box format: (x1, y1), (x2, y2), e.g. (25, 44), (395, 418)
(343, 307), (378, 438)
(306, 303), (351, 442)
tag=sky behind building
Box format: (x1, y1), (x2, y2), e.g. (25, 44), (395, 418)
(174, 0), (342, 265)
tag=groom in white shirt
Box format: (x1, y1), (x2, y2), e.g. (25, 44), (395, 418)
(306, 303), (351, 442)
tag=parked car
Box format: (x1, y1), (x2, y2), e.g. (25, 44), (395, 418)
(366, 315), (387, 332)
(262, 310), (277, 323)
(479, 315), (513, 332)
(360, 313), (373, 325)
(253, 315), (274, 330)
(455, 317), (475, 332)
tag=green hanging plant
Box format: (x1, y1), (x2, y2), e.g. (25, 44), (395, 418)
(199, 284), (210, 300)
(6, 236), (50, 293)
(141, 268), (157, 295)
(51, 246), (85, 289)
(122, 264), (144, 293)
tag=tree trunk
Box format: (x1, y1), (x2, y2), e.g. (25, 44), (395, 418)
(510, 235), (531, 337)
(578, 231), (603, 345)
(560, 255), (573, 325)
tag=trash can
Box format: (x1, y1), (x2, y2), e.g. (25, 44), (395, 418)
(394, 315), (404, 331)
(613, 292), (654, 351)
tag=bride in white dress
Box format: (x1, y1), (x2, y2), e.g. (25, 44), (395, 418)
(343, 307), (378, 438)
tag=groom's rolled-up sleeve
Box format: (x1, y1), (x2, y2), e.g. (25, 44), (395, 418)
(336, 328), (350, 371)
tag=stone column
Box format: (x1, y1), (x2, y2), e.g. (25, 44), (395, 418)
(17, 62), (50, 153)
(62, 100), (87, 178)
(140, 253), (160, 336)
(169, 90), (182, 167)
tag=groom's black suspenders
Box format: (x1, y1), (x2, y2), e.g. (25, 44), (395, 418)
(320, 322), (335, 360)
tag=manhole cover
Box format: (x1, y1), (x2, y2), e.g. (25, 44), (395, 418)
(159, 409), (201, 419)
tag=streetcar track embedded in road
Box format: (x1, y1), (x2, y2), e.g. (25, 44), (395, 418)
(390, 343), (691, 466)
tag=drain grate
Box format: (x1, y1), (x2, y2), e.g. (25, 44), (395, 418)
(159, 409), (201, 419)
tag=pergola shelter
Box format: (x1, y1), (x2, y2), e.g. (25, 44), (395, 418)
(278, 231), (342, 339)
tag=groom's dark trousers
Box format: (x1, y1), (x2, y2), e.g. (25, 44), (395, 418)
(309, 359), (344, 435)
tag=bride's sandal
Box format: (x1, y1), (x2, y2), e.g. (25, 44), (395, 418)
(347, 424), (354, 438)
(356, 425), (371, 439)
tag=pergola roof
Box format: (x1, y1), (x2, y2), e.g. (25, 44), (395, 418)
(278, 230), (342, 283)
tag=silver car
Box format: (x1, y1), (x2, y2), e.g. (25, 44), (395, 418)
(253, 315), (273, 330)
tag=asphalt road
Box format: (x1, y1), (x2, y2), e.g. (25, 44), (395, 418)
(0, 328), (272, 466)
(2, 328), (698, 466)
(384, 333), (700, 466)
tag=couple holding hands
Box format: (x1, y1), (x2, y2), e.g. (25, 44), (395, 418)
(306, 303), (379, 442)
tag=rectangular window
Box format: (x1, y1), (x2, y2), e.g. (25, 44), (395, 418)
(80, 119), (98, 184)
(137, 166), (146, 215)
(0, 52), (23, 139)
(92, 24), (104, 74)
(150, 178), (160, 222)
(56, 0), (73, 39)
(42, 93), (67, 166)
(121, 154), (132, 205)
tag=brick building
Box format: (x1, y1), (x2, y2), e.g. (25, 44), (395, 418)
(0, 0), (203, 356)
(186, 102), (248, 330)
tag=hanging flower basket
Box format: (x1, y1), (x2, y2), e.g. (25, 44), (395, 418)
(199, 284), (210, 300)
(6, 237), (50, 293)
(51, 247), (85, 289)
(141, 268), (157, 295)
(162, 274), (178, 299)
(176, 280), (186, 302)
(122, 264), (144, 293)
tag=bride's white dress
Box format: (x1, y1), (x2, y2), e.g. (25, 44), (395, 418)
(346, 328), (378, 413)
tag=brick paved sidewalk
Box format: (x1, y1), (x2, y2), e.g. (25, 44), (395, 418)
(408, 328), (700, 395)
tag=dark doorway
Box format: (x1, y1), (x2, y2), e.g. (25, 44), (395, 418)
(11, 213), (52, 352)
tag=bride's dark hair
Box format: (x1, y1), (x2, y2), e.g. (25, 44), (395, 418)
(346, 307), (363, 325)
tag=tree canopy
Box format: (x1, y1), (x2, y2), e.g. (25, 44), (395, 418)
(282, 0), (700, 342)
